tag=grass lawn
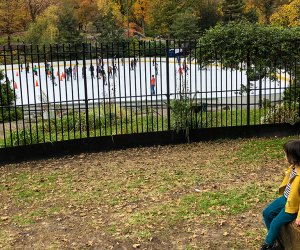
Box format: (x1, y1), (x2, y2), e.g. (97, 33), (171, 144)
(0, 136), (296, 249)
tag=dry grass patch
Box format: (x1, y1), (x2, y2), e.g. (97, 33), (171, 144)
(0, 136), (296, 249)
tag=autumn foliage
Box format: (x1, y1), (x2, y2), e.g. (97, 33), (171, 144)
(0, 0), (299, 45)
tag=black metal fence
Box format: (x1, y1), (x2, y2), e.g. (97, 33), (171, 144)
(0, 40), (299, 148)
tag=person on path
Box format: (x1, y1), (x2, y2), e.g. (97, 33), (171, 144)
(151, 75), (156, 95)
(260, 140), (300, 250)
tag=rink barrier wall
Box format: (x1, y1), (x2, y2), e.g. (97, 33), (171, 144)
(0, 123), (299, 164)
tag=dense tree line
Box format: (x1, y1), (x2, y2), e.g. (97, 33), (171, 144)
(0, 0), (298, 45)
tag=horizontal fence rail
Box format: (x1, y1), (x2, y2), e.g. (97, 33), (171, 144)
(0, 40), (299, 149)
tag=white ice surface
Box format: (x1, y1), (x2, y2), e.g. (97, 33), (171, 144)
(0, 58), (287, 106)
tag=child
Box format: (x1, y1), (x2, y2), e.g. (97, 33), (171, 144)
(151, 75), (156, 95)
(261, 140), (300, 250)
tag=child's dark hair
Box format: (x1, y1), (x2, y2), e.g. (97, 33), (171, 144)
(284, 140), (300, 165)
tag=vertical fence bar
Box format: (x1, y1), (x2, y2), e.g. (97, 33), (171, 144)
(155, 40), (158, 130)
(138, 41), (143, 133)
(149, 41), (154, 131)
(36, 44), (45, 143)
(62, 44), (70, 140)
(95, 43), (101, 137)
(159, 40), (163, 131)
(133, 42), (138, 133)
(106, 43), (112, 135)
(17, 45), (26, 145)
(100, 43), (106, 135)
(56, 44), (63, 141)
(122, 41), (127, 134)
(49, 44), (58, 141)
(166, 40), (171, 131)
(143, 41), (148, 132)
(43, 45), (52, 142)
(82, 43), (90, 138)
(246, 50), (251, 126)
(10, 45), (19, 146)
(30, 44), (39, 143)
(3, 46), (13, 146)
(0, 49), (7, 147)
(67, 44), (76, 139)
(88, 43), (96, 136)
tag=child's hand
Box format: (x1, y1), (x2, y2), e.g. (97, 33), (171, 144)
(295, 218), (300, 226)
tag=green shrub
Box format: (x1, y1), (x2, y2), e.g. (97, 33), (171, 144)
(0, 69), (21, 122)
(0, 107), (23, 122)
(10, 128), (45, 146)
(261, 103), (300, 125)
(170, 96), (193, 141)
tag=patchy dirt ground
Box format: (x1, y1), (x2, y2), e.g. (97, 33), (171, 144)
(0, 137), (291, 249)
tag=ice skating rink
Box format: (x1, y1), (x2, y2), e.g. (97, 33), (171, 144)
(0, 58), (287, 106)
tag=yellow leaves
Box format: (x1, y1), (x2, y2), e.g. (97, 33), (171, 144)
(133, 0), (150, 22)
(270, 0), (300, 27)
(97, 0), (123, 26)
(0, 0), (29, 35)
(98, 0), (110, 15)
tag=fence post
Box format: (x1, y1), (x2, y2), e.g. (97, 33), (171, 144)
(166, 40), (171, 131)
(246, 50), (251, 126)
(82, 43), (90, 138)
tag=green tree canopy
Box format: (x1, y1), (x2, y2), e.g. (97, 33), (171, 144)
(25, 5), (59, 45)
(196, 0), (221, 32)
(90, 7), (124, 43)
(57, 0), (82, 44)
(196, 21), (300, 105)
(171, 8), (199, 40)
(197, 21), (300, 70)
(222, 0), (246, 23)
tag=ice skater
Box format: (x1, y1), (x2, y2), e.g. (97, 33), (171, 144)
(90, 64), (95, 79)
(113, 64), (118, 77)
(73, 66), (77, 80)
(151, 75), (156, 95)
(155, 63), (159, 76)
(26, 63), (30, 74)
